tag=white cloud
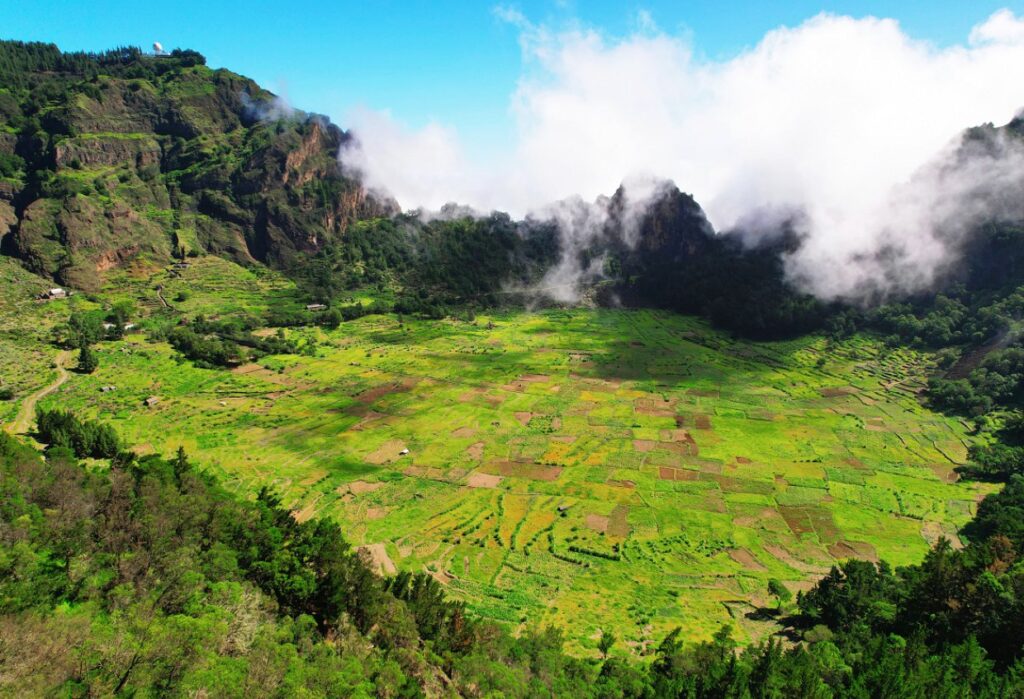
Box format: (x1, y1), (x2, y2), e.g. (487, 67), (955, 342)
(341, 9), (1024, 299)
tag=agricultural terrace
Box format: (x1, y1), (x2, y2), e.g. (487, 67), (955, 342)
(0, 256), (996, 655)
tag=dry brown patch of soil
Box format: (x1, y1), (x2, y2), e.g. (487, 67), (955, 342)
(660, 433), (699, 456)
(466, 472), (503, 488)
(452, 426), (477, 438)
(344, 480), (385, 495)
(659, 466), (699, 481)
(353, 379), (417, 406)
(927, 463), (960, 483)
(763, 544), (831, 575)
(820, 386), (857, 398)
(828, 540), (879, 561)
(728, 548), (768, 571)
(519, 374), (551, 383)
(608, 479), (636, 489)
(515, 411), (534, 426)
(490, 461), (562, 481)
(778, 506), (815, 536)
(635, 397), (676, 417)
(351, 411), (387, 430)
(920, 521), (964, 549)
(633, 439), (657, 453)
(359, 544), (397, 575)
(466, 442), (485, 460)
(365, 439), (407, 465)
(608, 505), (631, 537)
(585, 514), (610, 533)
(736, 456), (752, 464)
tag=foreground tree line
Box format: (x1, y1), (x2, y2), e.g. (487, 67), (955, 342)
(0, 411), (1022, 696)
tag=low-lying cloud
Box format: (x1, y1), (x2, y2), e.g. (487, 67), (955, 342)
(341, 8), (1024, 300)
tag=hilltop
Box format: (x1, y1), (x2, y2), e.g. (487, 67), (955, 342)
(0, 41), (392, 289)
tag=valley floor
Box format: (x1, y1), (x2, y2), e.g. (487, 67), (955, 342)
(0, 256), (996, 655)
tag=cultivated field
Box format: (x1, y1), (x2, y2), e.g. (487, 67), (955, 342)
(0, 256), (996, 655)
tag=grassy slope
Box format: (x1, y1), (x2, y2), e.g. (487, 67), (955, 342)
(0, 256), (996, 656)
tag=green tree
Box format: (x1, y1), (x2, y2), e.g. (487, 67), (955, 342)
(768, 578), (792, 611)
(598, 630), (616, 659)
(77, 344), (98, 374)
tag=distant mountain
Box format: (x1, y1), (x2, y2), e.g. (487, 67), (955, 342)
(0, 41), (393, 290)
(5, 39), (1024, 353)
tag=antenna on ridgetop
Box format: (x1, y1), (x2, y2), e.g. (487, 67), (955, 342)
(152, 42), (165, 55)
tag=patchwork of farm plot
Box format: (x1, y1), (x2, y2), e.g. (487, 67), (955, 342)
(38, 303), (996, 653)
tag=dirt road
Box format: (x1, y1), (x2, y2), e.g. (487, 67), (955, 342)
(5, 349), (72, 435)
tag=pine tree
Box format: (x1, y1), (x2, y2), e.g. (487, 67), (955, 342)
(77, 344), (98, 374)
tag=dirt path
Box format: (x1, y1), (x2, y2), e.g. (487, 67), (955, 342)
(155, 285), (171, 308)
(6, 350), (72, 435)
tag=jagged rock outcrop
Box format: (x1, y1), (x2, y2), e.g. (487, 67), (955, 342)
(0, 42), (394, 289)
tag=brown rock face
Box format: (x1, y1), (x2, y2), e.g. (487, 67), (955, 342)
(53, 135), (161, 170)
(3, 59), (393, 287)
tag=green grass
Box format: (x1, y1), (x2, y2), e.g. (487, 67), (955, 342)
(0, 256), (998, 656)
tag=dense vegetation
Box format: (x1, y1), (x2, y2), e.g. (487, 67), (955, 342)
(0, 39), (391, 290)
(3, 406), (1024, 696)
(7, 38), (1024, 696)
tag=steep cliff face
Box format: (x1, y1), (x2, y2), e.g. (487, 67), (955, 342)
(0, 41), (394, 289)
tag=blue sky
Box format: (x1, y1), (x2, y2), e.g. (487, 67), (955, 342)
(4, 1), (1023, 152)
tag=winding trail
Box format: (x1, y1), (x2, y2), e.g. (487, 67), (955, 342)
(5, 349), (72, 435)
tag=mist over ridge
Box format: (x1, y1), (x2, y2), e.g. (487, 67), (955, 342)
(342, 8), (1024, 302)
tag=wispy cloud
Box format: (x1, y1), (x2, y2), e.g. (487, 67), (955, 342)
(341, 9), (1024, 299)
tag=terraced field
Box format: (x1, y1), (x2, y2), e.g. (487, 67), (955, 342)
(12, 259), (993, 655)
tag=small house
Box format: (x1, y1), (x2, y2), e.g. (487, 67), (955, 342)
(100, 385), (116, 392)
(123, 323), (136, 331)
(306, 303), (327, 312)
(39, 288), (68, 300)
(102, 322), (115, 331)
(399, 448), (410, 456)
(144, 396), (160, 408)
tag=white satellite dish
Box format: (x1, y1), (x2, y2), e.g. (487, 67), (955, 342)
(153, 42), (164, 54)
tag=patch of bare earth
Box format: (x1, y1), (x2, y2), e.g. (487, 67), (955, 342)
(828, 540), (879, 561)
(364, 439), (407, 465)
(466, 472), (503, 489)
(489, 461), (562, 481)
(928, 463), (960, 483)
(820, 386), (857, 398)
(586, 514), (609, 533)
(728, 548), (768, 571)
(920, 521), (964, 549)
(608, 505), (631, 537)
(452, 426), (477, 438)
(341, 480), (385, 496)
(763, 544), (831, 575)
(359, 544), (397, 575)
(658, 466), (698, 481)
(514, 411), (534, 426)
